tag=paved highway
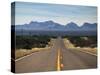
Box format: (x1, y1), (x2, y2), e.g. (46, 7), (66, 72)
(15, 37), (97, 73)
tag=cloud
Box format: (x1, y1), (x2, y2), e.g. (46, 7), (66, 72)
(15, 2), (97, 26)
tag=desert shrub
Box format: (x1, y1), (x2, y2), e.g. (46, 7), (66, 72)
(67, 36), (97, 47)
(16, 35), (51, 49)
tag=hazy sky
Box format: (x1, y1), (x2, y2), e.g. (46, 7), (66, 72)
(14, 2), (97, 26)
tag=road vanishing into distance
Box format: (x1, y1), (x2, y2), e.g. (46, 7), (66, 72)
(15, 37), (97, 73)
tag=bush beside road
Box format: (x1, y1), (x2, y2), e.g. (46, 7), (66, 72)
(63, 38), (97, 55)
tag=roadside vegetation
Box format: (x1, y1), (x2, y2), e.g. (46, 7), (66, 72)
(16, 35), (57, 49)
(66, 36), (97, 48)
(15, 35), (57, 59)
(63, 36), (97, 55)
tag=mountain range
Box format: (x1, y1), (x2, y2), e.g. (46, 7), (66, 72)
(15, 20), (97, 31)
(12, 20), (97, 36)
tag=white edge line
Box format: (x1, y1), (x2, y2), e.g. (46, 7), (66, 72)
(77, 49), (97, 56)
(15, 52), (37, 62)
(15, 47), (51, 62)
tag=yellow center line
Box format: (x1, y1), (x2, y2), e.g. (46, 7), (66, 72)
(57, 49), (61, 71)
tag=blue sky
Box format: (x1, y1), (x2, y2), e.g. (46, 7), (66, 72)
(14, 2), (97, 26)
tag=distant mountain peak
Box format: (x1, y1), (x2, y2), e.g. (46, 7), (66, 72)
(68, 22), (76, 24)
(29, 21), (38, 24)
(45, 20), (54, 23)
(83, 22), (97, 25)
(66, 22), (78, 26)
(80, 22), (97, 31)
(82, 22), (97, 27)
(65, 22), (79, 29)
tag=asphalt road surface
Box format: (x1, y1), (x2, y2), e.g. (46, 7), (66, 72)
(15, 37), (97, 73)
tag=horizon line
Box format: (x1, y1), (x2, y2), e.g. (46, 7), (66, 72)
(14, 20), (97, 26)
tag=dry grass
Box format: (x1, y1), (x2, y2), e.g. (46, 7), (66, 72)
(63, 38), (75, 48)
(15, 47), (50, 59)
(75, 47), (97, 55)
(63, 38), (97, 55)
